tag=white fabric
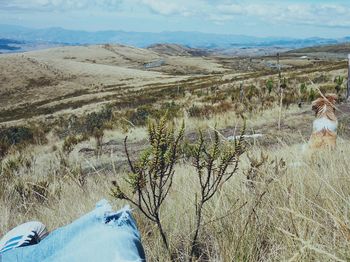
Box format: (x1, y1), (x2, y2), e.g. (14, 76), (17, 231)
(313, 117), (337, 132)
(0, 221), (47, 254)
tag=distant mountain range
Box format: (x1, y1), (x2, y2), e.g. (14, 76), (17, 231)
(1, 24), (350, 53)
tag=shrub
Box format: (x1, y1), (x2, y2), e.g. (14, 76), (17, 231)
(63, 135), (80, 154)
(85, 105), (112, 134)
(209, 93), (227, 104)
(111, 118), (185, 253)
(0, 126), (34, 145)
(214, 101), (233, 114)
(126, 105), (156, 126)
(246, 85), (257, 101)
(299, 83), (307, 94)
(188, 104), (214, 118)
(334, 76), (344, 94)
(93, 128), (104, 157)
(283, 92), (297, 109)
(0, 126), (34, 157)
(189, 127), (246, 260)
(280, 77), (288, 90)
(266, 79), (274, 94)
(230, 88), (241, 102)
(0, 140), (10, 159)
(85, 112), (106, 133)
(233, 102), (246, 116)
(313, 74), (329, 83)
(160, 101), (183, 120)
(28, 122), (49, 145)
(308, 88), (317, 102)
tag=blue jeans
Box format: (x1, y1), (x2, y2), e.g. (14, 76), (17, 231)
(1, 200), (146, 262)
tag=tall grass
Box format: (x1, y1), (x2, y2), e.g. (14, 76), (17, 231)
(1, 64), (349, 260)
(1, 120), (350, 261)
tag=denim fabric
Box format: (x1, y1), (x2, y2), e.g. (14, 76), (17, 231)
(1, 200), (146, 262)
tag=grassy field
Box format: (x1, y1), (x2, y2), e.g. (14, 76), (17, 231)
(1, 45), (350, 261)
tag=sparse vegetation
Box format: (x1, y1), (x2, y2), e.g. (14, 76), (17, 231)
(111, 117), (185, 254)
(1, 45), (350, 261)
(189, 127), (245, 260)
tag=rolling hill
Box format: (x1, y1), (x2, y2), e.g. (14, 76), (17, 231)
(0, 44), (226, 123)
(1, 24), (349, 51)
(287, 42), (350, 59)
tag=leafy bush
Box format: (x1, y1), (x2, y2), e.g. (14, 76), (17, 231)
(334, 76), (344, 94)
(313, 74), (329, 83)
(189, 127), (245, 260)
(0, 126), (35, 157)
(111, 117), (246, 260)
(160, 101), (183, 120)
(266, 79), (274, 94)
(187, 104), (214, 118)
(85, 105), (112, 134)
(0, 126), (34, 145)
(0, 140), (10, 158)
(63, 135), (86, 154)
(308, 88), (317, 102)
(299, 83), (307, 94)
(111, 118), (185, 253)
(126, 105), (156, 126)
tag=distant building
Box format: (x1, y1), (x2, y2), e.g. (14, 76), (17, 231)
(144, 59), (165, 69)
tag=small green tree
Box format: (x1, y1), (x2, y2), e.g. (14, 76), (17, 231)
(111, 117), (185, 252)
(334, 76), (344, 94)
(308, 88), (316, 102)
(189, 125), (246, 261)
(266, 79), (274, 94)
(85, 105), (112, 134)
(299, 83), (307, 94)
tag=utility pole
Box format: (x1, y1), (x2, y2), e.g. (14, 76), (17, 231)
(239, 81), (244, 103)
(277, 53), (281, 80)
(277, 53), (283, 130)
(347, 54), (350, 101)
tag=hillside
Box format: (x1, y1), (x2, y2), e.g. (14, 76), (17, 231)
(289, 42), (350, 53)
(0, 39), (22, 52)
(1, 42), (349, 127)
(1, 24), (349, 50)
(0, 44), (226, 123)
(1, 41), (350, 261)
(287, 43), (350, 59)
(147, 44), (210, 56)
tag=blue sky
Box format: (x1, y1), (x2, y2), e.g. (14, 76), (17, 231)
(1, 0), (350, 38)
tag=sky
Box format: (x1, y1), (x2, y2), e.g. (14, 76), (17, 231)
(0, 0), (350, 38)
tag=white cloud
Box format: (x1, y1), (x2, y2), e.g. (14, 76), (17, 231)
(140, 0), (186, 15)
(1, 0), (123, 11)
(214, 2), (350, 28)
(1, 0), (350, 29)
(138, 0), (204, 16)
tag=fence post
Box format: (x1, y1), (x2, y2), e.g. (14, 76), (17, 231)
(347, 54), (350, 101)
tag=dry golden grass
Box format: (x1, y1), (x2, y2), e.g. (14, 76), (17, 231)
(1, 103), (350, 261)
(1, 46), (350, 261)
